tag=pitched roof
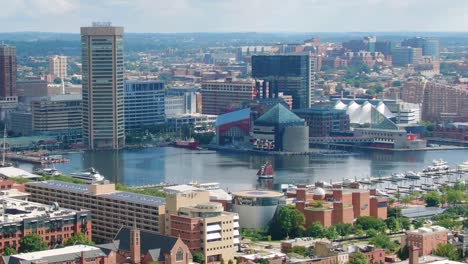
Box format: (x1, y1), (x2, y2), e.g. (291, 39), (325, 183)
(113, 227), (179, 261)
(255, 103), (303, 126)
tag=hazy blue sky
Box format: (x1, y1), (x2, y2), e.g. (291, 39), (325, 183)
(0, 0), (467, 33)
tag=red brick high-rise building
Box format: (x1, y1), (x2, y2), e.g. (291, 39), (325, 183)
(0, 45), (17, 98)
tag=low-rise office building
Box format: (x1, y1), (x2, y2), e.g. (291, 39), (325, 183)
(201, 79), (257, 115)
(124, 80), (165, 131)
(0, 197), (91, 254)
(294, 106), (350, 137)
(25, 181), (166, 242)
(164, 190), (239, 264)
(31, 94), (82, 139)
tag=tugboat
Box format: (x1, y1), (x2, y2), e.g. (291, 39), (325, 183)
(257, 162), (275, 180)
(71, 167), (105, 183)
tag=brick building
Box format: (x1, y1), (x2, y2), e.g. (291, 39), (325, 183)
(292, 186), (388, 227)
(0, 197), (91, 254)
(201, 79), (257, 115)
(406, 226), (448, 256)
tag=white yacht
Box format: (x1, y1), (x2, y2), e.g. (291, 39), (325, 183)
(457, 161), (468, 172)
(71, 168), (105, 183)
(405, 171), (421, 180)
(391, 173), (405, 182)
(34, 167), (61, 176)
(423, 159), (449, 173)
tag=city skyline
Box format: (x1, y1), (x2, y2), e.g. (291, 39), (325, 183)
(0, 0), (467, 33)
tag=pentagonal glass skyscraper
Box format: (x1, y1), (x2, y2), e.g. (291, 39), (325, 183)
(81, 23), (125, 150)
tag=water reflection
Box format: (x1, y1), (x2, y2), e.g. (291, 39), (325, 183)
(13, 147), (468, 192)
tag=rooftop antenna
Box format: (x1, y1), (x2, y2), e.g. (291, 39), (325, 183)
(61, 77), (65, 95)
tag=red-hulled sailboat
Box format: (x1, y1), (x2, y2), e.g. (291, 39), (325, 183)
(257, 161), (275, 180)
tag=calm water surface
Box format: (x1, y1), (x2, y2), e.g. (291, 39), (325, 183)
(16, 147), (468, 192)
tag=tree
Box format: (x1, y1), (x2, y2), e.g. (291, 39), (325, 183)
(369, 233), (397, 252)
(355, 216), (386, 232)
(324, 227), (339, 240)
(388, 207), (403, 218)
(270, 205), (305, 239)
(221, 259), (225, 264)
(399, 218), (411, 230)
(63, 232), (93, 246)
(228, 260), (234, 264)
(53, 78), (62, 84)
(424, 191), (441, 207)
(401, 196), (412, 207)
(289, 246), (309, 256)
(446, 190), (465, 205)
(335, 223), (353, 239)
(386, 217), (401, 232)
(397, 245), (409, 260)
(19, 233), (48, 253)
(193, 252), (205, 264)
(349, 252), (369, 264)
(434, 243), (460, 260)
(392, 81), (402, 87)
(4, 246), (17, 256)
(306, 222), (325, 238)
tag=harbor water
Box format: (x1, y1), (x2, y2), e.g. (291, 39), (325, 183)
(15, 147), (468, 192)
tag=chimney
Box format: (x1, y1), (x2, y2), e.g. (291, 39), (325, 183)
(409, 246), (419, 264)
(130, 226), (141, 264)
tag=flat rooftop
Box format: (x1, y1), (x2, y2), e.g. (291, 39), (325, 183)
(7, 244), (104, 261)
(0, 167), (41, 179)
(233, 190), (284, 198)
(0, 197), (85, 225)
(27, 180), (166, 206)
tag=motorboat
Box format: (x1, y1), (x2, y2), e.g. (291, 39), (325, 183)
(423, 159), (449, 173)
(390, 173), (405, 182)
(71, 167), (105, 183)
(457, 161), (468, 171)
(34, 167), (61, 176)
(405, 171), (421, 180)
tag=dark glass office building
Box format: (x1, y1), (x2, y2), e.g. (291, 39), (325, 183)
(252, 54), (312, 109)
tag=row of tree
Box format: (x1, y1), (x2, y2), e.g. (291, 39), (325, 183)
(4, 232), (93, 256)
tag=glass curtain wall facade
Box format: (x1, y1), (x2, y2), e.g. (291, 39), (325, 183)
(124, 80), (165, 131)
(252, 54), (312, 109)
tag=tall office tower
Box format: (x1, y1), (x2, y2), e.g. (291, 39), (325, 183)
(252, 54), (313, 109)
(375, 41), (394, 56)
(392, 47), (423, 66)
(124, 80), (165, 131)
(81, 23), (125, 150)
(401, 37), (439, 60)
(49, 55), (68, 79)
(0, 45), (17, 98)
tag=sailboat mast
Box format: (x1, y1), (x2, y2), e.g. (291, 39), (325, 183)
(2, 126), (6, 167)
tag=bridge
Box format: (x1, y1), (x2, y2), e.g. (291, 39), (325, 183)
(309, 136), (374, 144)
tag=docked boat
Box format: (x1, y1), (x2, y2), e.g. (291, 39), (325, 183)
(257, 162), (274, 180)
(34, 167), (61, 176)
(422, 159), (449, 173)
(457, 161), (468, 172)
(172, 138), (200, 149)
(390, 173), (405, 182)
(71, 167), (105, 183)
(405, 171), (421, 180)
